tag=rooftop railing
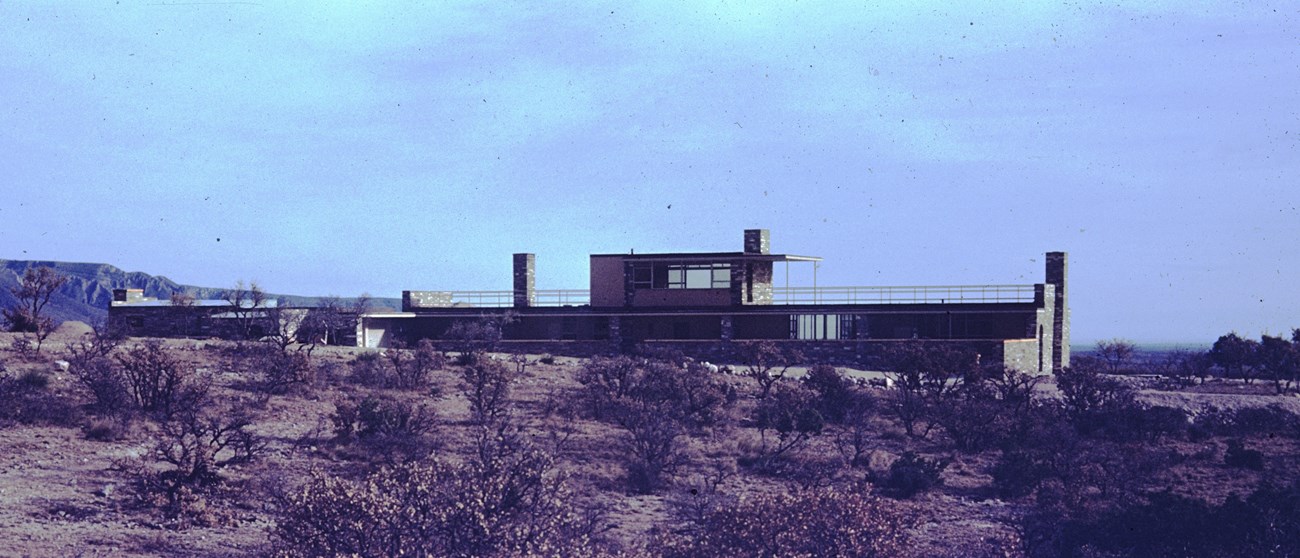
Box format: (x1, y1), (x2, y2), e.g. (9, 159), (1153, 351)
(771, 284), (1036, 305)
(425, 289), (592, 308)
(414, 285), (1033, 308)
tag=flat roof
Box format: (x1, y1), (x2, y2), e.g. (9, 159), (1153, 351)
(590, 251), (822, 263)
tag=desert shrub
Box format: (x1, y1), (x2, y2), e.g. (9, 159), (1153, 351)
(748, 383), (824, 471)
(1078, 403), (1190, 443)
(802, 364), (857, 424)
(154, 406), (262, 487)
(656, 487), (913, 558)
(460, 354), (514, 425)
(347, 342), (443, 391)
(934, 383), (1007, 452)
(882, 345), (977, 438)
(348, 351), (388, 386)
(65, 322), (128, 406)
(1028, 491), (1220, 558)
(1158, 349), (1213, 385)
(390, 339), (445, 389)
(125, 402), (262, 523)
(271, 437), (598, 557)
(833, 390), (879, 467)
(355, 397), (436, 438)
(992, 448), (1051, 500)
(116, 340), (206, 418)
(0, 367), (81, 426)
(924, 367), (1046, 453)
(1198, 404), (1300, 438)
(1026, 484), (1300, 558)
(578, 355), (642, 418)
(331, 395), (438, 461)
(538, 353), (557, 365)
(1224, 439), (1265, 470)
(1057, 363), (1131, 416)
(1055, 364), (1180, 443)
(615, 402), (686, 494)
(1234, 405), (1300, 434)
(10, 336), (35, 358)
(990, 405), (1079, 499)
(580, 356), (733, 430)
(68, 352), (132, 414)
(314, 360), (347, 383)
(84, 416), (131, 442)
(225, 342), (315, 396)
(736, 340), (800, 399)
(666, 460), (736, 528)
(876, 452), (949, 499)
(659, 361), (735, 428)
(443, 314), (515, 360)
(18, 369), (48, 390)
(993, 401), (1173, 511)
(581, 357), (729, 492)
(1034, 441), (1169, 523)
(1132, 405), (1189, 441)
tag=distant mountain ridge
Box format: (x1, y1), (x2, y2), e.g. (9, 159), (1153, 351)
(0, 259), (398, 327)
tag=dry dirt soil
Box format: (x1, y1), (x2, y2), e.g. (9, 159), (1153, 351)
(1, 325), (1296, 557)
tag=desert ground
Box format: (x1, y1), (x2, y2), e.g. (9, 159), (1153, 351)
(1, 324), (1297, 557)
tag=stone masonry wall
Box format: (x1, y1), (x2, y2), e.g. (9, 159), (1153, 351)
(744, 229), (770, 254)
(1033, 283), (1056, 375)
(1046, 251), (1069, 371)
(403, 291), (453, 310)
(514, 253), (535, 308)
(412, 337), (1024, 371)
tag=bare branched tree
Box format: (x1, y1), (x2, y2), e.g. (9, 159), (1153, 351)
(3, 266), (69, 353)
(168, 291), (198, 337)
(1094, 338), (1137, 374)
(221, 280), (268, 340)
(736, 340), (800, 399)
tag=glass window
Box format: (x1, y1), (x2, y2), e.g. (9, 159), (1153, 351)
(668, 267), (685, 288)
(633, 262), (731, 290)
(713, 267), (731, 287)
(792, 314), (851, 340)
(685, 267), (712, 289)
(632, 265), (652, 289)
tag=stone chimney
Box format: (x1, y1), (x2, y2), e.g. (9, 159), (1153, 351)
(112, 288), (145, 304)
(513, 253), (535, 308)
(743, 229), (770, 255)
(1046, 252), (1069, 372)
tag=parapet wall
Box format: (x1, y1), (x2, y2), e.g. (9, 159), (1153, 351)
(403, 291), (453, 310)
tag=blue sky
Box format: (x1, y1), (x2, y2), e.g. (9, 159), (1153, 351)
(2, 2), (1297, 343)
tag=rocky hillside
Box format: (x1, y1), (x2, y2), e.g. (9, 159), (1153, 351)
(0, 259), (398, 327)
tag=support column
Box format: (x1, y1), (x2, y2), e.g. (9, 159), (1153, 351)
(720, 315), (734, 341)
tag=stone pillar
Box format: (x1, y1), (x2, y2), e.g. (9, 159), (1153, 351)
(608, 316), (622, 347)
(1046, 252), (1069, 372)
(744, 229), (770, 254)
(622, 260), (636, 307)
(513, 253), (535, 308)
(720, 315), (734, 341)
(1033, 283), (1057, 375)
